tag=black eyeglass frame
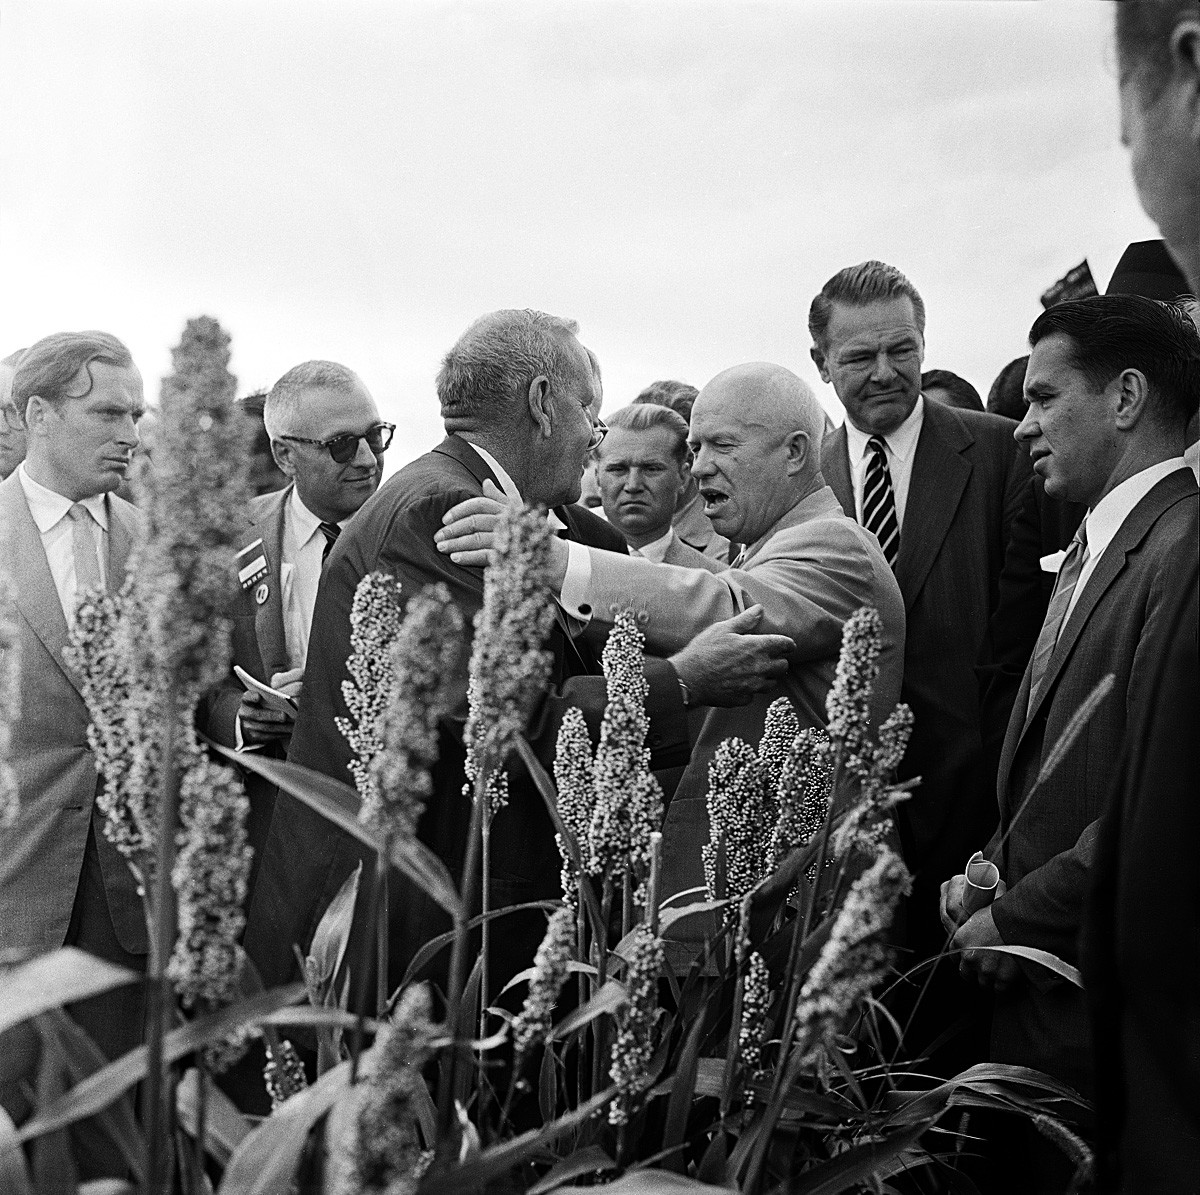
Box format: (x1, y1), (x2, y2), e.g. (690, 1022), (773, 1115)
(280, 421), (396, 463)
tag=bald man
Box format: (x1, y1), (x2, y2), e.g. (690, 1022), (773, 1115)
(438, 362), (905, 903)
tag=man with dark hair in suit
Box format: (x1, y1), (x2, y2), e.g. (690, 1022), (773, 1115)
(943, 293), (1200, 1189)
(0, 331), (147, 1166)
(200, 361), (388, 900)
(246, 310), (791, 1000)
(811, 260), (1036, 1069)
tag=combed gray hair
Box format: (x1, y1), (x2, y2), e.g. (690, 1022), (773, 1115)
(264, 360), (366, 439)
(437, 309), (582, 430)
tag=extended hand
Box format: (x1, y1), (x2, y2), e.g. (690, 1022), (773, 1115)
(434, 479), (512, 567)
(670, 605), (794, 707)
(270, 667), (304, 699)
(952, 906), (1019, 991)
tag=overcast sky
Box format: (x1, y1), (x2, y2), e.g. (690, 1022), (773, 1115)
(0, 0), (1155, 472)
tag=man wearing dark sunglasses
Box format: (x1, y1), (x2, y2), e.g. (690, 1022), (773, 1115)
(200, 359), (388, 909)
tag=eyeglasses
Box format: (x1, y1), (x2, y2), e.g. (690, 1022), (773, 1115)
(281, 421), (395, 464)
(587, 417), (608, 452)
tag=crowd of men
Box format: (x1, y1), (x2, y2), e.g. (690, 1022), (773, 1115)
(1, 4), (1198, 1192)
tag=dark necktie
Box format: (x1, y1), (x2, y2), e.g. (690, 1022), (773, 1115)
(862, 435), (900, 568)
(1026, 524), (1089, 714)
(318, 521), (341, 564)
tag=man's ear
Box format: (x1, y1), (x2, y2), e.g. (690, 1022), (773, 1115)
(23, 395), (52, 436)
(810, 344), (832, 384)
(1171, 19), (1200, 138)
(527, 375), (554, 438)
(271, 438), (299, 479)
(1112, 368), (1152, 431)
(783, 429), (810, 475)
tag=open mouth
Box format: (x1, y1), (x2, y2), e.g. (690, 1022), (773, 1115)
(700, 487), (729, 514)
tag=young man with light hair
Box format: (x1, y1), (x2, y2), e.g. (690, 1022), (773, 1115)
(595, 402), (721, 572)
(0, 332), (147, 1086)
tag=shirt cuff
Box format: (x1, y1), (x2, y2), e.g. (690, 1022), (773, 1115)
(234, 713), (263, 753)
(558, 540), (593, 622)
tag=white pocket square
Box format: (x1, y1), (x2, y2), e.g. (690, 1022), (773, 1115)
(1040, 550), (1067, 573)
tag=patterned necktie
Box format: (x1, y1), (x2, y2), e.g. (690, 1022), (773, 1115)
(1026, 524), (1090, 713)
(862, 435), (900, 568)
(318, 521), (341, 564)
(67, 503), (103, 602)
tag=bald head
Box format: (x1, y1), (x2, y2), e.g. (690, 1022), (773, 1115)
(689, 362), (825, 545)
(697, 363), (824, 453)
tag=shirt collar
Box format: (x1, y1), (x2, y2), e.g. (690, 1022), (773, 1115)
(844, 393), (925, 463)
(17, 462), (110, 532)
(633, 526), (675, 562)
(1084, 458), (1189, 559)
(464, 438), (568, 532)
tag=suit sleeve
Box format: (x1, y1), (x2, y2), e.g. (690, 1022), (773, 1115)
(991, 819), (1101, 964)
(990, 551), (1181, 967)
(579, 528), (868, 662)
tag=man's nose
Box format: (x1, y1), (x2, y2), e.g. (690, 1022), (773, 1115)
(690, 448), (712, 478)
(870, 351), (896, 382)
(353, 436), (377, 467)
(1014, 409), (1036, 443)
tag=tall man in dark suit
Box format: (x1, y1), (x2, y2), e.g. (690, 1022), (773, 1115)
(1080, 8), (1200, 1190)
(246, 310), (792, 999)
(0, 332), (147, 1066)
(199, 361), (388, 901)
(942, 294), (1199, 1186)
(811, 261), (1035, 1063)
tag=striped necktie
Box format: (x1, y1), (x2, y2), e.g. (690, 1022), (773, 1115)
(318, 521), (341, 564)
(1026, 524), (1089, 713)
(862, 436), (900, 568)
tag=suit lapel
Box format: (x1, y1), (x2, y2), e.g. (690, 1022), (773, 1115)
(822, 427), (854, 518)
(0, 476), (81, 696)
(253, 489), (290, 677)
(894, 406), (971, 609)
(1019, 472), (1196, 736)
(105, 495), (137, 593)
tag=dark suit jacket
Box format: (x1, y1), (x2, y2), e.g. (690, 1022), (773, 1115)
(197, 485), (293, 905)
(0, 472), (147, 958)
(978, 476), (1087, 776)
(245, 435), (690, 997)
(823, 402), (1034, 903)
(987, 468), (1199, 1096)
(1083, 559), (1200, 1194)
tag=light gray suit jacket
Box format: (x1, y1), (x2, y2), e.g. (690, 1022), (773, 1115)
(0, 471), (147, 957)
(576, 483), (906, 898)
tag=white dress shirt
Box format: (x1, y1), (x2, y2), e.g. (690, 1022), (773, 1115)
(1064, 457), (1190, 623)
(843, 394), (926, 529)
(17, 463), (109, 629)
(630, 527), (675, 563)
(280, 487), (347, 671)
(463, 439), (588, 612)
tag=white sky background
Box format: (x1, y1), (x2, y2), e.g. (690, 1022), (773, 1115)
(0, 0), (1157, 474)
